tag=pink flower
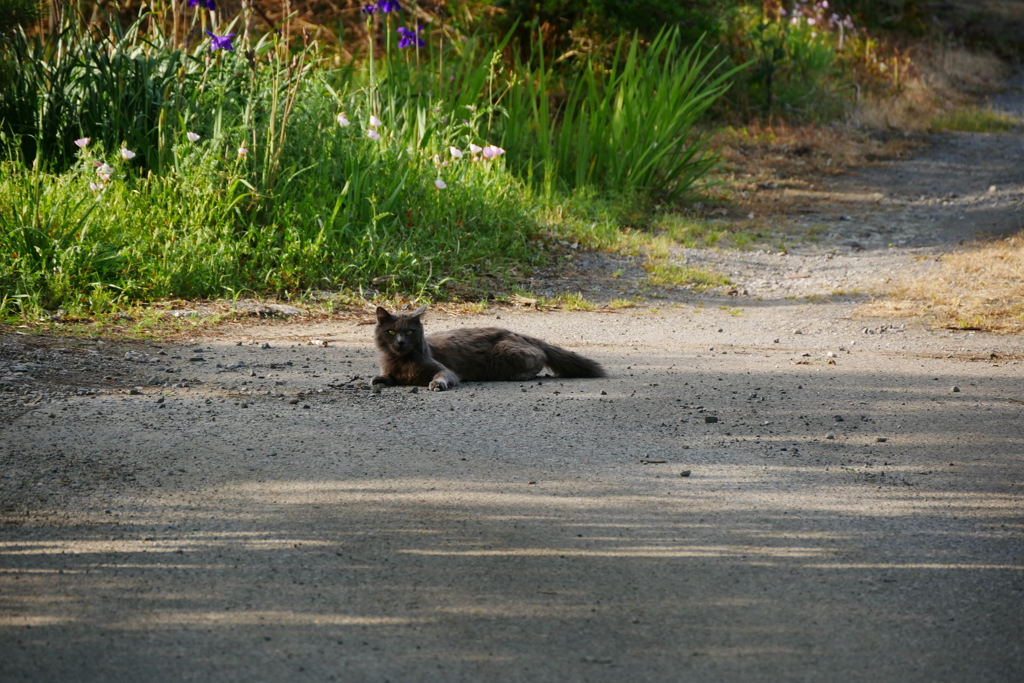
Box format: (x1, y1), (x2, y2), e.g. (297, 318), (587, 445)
(449, 146), (463, 159)
(337, 113), (351, 127)
(74, 137), (90, 149)
(481, 145), (505, 159)
(369, 115), (383, 127)
(186, 132), (201, 142)
(121, 148), (136, 160)
(367, 128), (381, 141)
(468, 143), (482, 155)
(238, 146), (249, 157)
(434, 178), (447, 189)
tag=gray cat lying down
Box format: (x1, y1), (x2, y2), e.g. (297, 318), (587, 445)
(371, 306), (606, 391)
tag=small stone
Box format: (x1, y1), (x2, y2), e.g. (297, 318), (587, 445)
(827, 351), (836, 358)
(704, 416), (718, 424)
(156, 396), (164, 404)
(261, 342), (271, 349)
(372, 384), (382, 394)
(601, 390), (607, 395)
(793, 329), (802, 335)
(834, 415), (844, 422)
(680, 470), (691, 477)
(303, 404), (310, 409)
(826, 433), (835, 439)
(241, 402), (248, 408)
(130, 387), (142, 395)
(951, 386), (960, 393)
(773, 338), (780, 343)
(876, 437), (888, 443)
(288, 398), (299, 405)
(409, 386), (419, 394)
(188, 356), (204, 362)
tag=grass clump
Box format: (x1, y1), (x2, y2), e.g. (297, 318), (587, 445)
(644, 259), (730, 289)
(930, 108), (1019, 133)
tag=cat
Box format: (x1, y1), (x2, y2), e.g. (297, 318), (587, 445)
(371, 305), (606, 391)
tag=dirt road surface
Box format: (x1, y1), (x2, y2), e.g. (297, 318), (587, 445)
(3, 83), (1024, 682)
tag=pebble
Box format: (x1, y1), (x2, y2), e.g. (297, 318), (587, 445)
(261, 343), (271, 349)
(288, 398), (299, 405)
(951, 386), (960, 393)
(876, 437), (888, 443)
(680, 470), (692, 477)
(409, 386), (419, 393)
(826, 433), (835, 439)
(704, 416), (719, 424)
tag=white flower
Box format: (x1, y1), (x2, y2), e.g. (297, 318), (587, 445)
(120, 147), (136, 160)
(449, 146), (463, 159)
(367, 128), (381, 141)
(74, 137), (90, 149)
(89, 182), (102, 192)
(336, 113), (351, 127)
(468, 143), (482, 154)
(482, 144), (505, 159)
(465, 105), (476, 112)
(434, 178), (447, 190)
(369, 115), (383, 127)
(238, 146), (249, 157)
(186, 132), (201, 142)
(96, 163), (114, 176)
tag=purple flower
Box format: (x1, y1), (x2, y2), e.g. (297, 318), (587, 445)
(362, 4), (376, 13)
(377, 0), (400, 12)
(396, 26), (424, 49)
(188, 0), (217, 10)
(205, 30), (236, 51)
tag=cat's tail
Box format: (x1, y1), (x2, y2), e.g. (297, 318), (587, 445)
(541, 342), (606, 378)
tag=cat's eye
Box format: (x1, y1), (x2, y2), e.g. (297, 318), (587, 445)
(388, 330), (396, 336)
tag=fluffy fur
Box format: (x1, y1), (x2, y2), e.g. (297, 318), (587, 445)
(371, 306), (605, 391)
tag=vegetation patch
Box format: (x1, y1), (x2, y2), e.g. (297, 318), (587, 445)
(859, 232), (1024, 334)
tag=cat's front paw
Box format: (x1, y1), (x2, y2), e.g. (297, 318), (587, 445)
(371, 375), (393, 386)
(428, 378), (449, 392)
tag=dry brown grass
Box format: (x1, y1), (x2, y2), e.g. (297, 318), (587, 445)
(859, 232), (1024, 333)
(857, 44), (1010, 130)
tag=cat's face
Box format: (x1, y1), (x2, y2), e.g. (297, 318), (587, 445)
(374, 306), (427, 356)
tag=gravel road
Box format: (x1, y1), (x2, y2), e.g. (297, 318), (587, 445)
(2, 86), (1023, 682)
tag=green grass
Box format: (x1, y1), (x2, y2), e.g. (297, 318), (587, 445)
(0, 5), (747, 319)
(930, 108), (1019, 133)
(644, 260), (730, 289)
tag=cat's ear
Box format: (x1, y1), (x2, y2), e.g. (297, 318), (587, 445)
(375, 306), (393, 324)
(411, 305), (428, 318)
